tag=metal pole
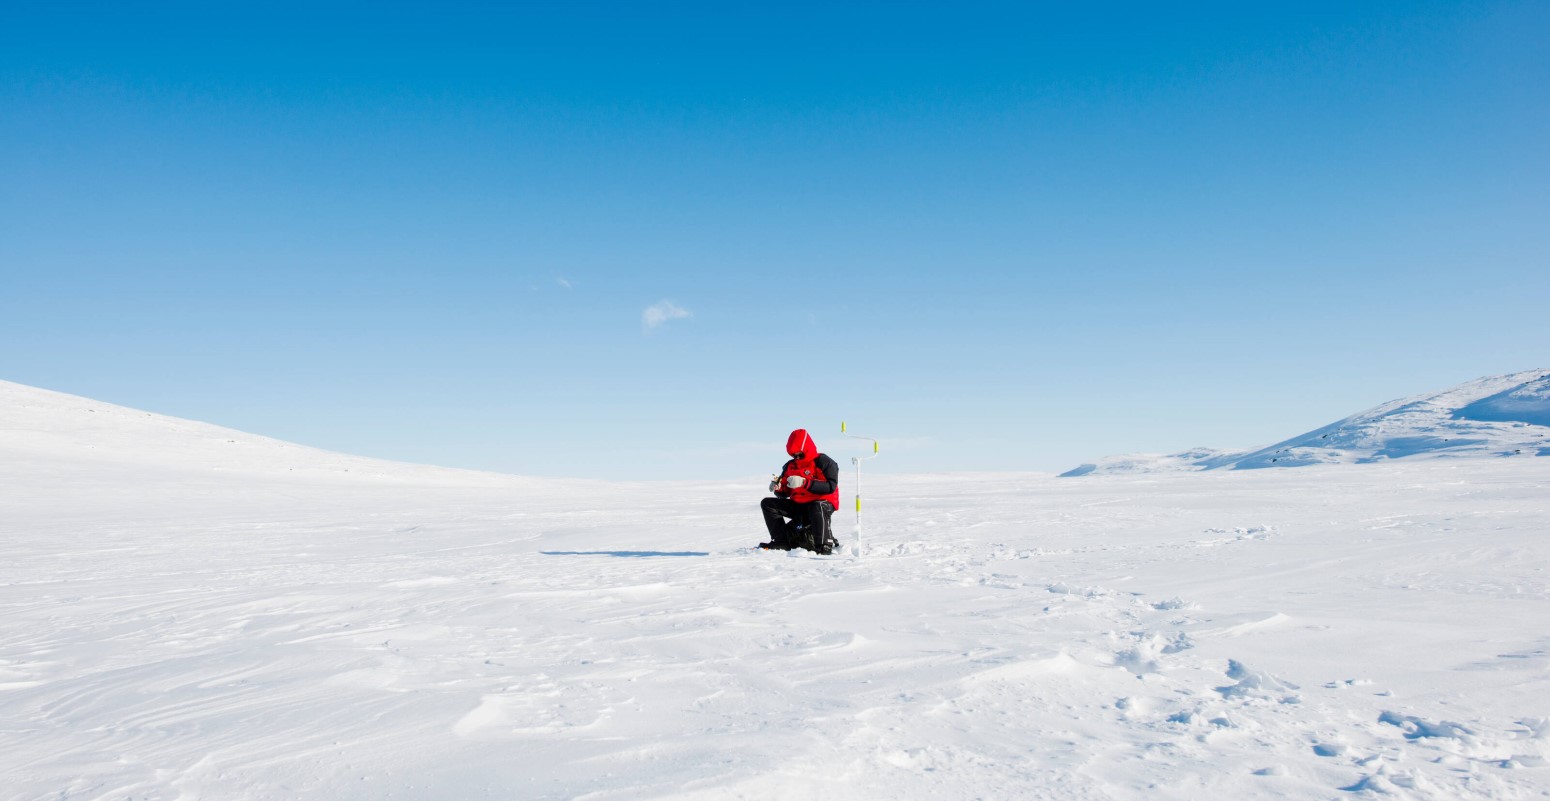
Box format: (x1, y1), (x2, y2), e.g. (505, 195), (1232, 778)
(840, 421), (879, 555)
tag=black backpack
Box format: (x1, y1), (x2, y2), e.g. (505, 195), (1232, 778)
(789, 501), (840, 554)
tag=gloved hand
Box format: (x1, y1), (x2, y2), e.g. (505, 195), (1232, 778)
(785, 475), (806, 489)
(769, 477), (782, 493)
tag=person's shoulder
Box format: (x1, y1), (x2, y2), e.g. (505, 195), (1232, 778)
(816, 453), (839, 467)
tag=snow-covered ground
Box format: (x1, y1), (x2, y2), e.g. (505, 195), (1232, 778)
(4, 381), (1550, 800)
(1063, 369), (1550, 476)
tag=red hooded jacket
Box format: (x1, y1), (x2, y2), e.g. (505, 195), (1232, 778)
(776, 429), (841, 508)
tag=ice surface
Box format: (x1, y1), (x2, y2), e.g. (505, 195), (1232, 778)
(4, 380), (1550, 800)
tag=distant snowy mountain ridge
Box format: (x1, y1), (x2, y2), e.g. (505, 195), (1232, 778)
(1062, 369), (1550, 476)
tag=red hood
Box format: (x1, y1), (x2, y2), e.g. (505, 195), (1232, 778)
(786, 429), (817, 460)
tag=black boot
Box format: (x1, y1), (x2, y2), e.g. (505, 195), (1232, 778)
(759, 524), (796, 550)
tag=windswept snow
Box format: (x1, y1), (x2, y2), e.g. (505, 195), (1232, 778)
(1064, 369), (1550, 476)
(4, 380), (1550, 800)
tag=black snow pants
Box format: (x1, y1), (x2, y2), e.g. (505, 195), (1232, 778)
(761, 497), (836, 553)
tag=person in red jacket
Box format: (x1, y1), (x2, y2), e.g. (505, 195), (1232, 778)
(759, 428), (841, 554)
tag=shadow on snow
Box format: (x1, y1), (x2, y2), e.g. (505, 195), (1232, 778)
(539, 550), (710, 558)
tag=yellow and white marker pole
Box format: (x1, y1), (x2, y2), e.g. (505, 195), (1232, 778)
(840, 421), (879, 555)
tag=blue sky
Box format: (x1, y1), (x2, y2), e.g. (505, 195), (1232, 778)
(3, 2), (1547, 478)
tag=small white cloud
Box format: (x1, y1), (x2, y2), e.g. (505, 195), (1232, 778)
(556, 277), (573, 290)
(642, 300), (692, 331)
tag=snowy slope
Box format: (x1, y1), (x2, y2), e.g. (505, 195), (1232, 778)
(0, 380), (539, 487)
(4, 381), (1550, 800)
(1063, 369), (1550, 476)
